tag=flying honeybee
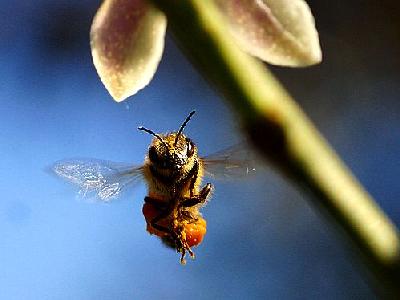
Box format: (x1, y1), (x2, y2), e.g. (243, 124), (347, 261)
(53, 111), (255, 264)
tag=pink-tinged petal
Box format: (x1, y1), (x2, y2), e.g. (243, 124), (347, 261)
(215, 0), (322, 67)
(91, 0), (166, 101)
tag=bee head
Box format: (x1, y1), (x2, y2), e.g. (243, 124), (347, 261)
(138, 111), (197, 172)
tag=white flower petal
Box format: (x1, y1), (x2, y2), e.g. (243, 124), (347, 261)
(90, 0), (167, 101)
(216, 0), (322, 67)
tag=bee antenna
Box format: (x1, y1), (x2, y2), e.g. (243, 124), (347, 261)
(174, 110), (196, 145)
(138, 126), (168, 148)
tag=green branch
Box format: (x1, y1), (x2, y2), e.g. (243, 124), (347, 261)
(149, 0), (400, 296)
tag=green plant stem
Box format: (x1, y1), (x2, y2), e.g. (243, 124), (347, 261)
(149, 0), (400, 296)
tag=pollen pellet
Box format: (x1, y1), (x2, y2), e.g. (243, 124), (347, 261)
(142, 202), (169, 237)
(184, 217), (207, 247)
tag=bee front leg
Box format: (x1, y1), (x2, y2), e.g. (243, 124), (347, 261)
(199, 183), (213, 200)
(180, 183), (213, 208)
(187, 160), (200, 198)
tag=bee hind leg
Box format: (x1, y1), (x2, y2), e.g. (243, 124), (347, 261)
(161, 234), (192, 259)
(150, 213), (190, 260)
(146, 202), (191, 260)
(144, 196), (174, 236)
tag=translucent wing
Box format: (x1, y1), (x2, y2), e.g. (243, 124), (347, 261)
(52, 158), (143, 202)
(202, 144), (257, 180)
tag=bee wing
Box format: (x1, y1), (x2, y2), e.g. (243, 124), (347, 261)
(52, 158), (143, 202)
(201, 144), (256, 180)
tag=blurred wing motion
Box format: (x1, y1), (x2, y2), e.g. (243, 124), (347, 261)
(52, 159), (143, 201)
(202, 144), (257, 180)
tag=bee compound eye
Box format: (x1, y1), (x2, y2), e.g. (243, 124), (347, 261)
(148, 146), (159, 162)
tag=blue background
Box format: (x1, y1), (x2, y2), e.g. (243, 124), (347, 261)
(1, 1), (399, 299)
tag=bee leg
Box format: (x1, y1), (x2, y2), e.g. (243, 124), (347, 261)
(172, 230), (193, 264)
(150, 212), (189, 260)
(149, 208), (174, 235)
(144, 198), (194, 262)
(145, 200), (188, 253)
(180, 251), (187, 265)
(162, 234), (192, 258)
(199, 183), (213, 200)
(188, 161), (200, 198)
(157, 223), (188, 263)
(144, 196), (168, 209)
(144, 196), (175, 235)
(180, 183), (213, 208)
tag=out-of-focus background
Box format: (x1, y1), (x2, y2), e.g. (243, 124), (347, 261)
(1, 1), (399, 299)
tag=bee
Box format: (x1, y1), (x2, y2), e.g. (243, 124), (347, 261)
(53, 111), (255, 264)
